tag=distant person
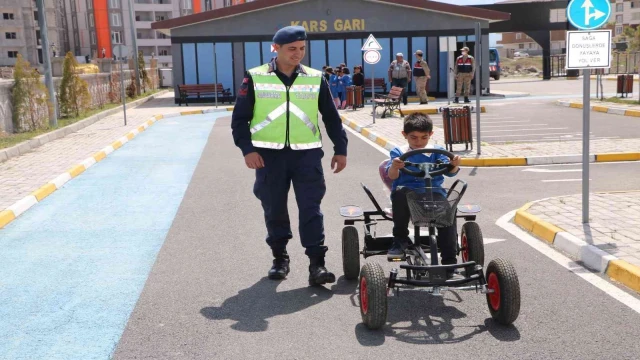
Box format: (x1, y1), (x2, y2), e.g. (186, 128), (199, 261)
(413, 50), (431, 104)
(388, 53), (411, 105)
(454, 46), (474, 103)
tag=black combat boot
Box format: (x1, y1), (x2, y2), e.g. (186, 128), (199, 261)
(308, 256), (336, 286)
(453, 97), (459, 103)
(464, 96), (470, 103)
(268, 249), (290, 280)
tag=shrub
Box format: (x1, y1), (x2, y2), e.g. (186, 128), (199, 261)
(11, 54), (52, 132)
(58, 51), (92, 117)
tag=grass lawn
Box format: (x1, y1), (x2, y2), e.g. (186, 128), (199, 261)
(601, 96), (640, 105)
(0, 89), (162, 150)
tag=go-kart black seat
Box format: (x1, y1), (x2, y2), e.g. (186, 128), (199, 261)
(379, 159), (394, 218)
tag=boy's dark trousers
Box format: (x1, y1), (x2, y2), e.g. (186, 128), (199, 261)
(391, 187), (458, 265)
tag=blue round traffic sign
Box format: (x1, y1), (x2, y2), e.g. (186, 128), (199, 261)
(567, 0), (611, 30)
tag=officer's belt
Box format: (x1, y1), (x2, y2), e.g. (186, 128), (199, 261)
(250, 103), (317, 135)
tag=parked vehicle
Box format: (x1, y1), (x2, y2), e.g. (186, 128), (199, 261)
(489, 47), (500, 81)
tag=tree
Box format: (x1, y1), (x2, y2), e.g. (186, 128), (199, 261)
(58, 51), (91, 117)
(11, 54), (52, 132)
(126, 72), (137, 99)
(137, 50), (151, 93)
(622, 26), (640, 51)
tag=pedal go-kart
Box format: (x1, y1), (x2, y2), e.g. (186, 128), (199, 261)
(339, 148), (521, 330)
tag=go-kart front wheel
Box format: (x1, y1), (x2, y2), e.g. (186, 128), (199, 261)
(342, 226), (360, 280)
(486, 258), (521, 325)
(461, 222), (485, 266)
(359, 263), (387, 330)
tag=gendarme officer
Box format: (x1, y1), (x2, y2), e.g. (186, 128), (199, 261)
(231, 26), (348, 286)
(454, 46), (475, 104)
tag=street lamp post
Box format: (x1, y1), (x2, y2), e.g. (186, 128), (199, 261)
(127, 0), (141, 96)
(36, 0), (58, 127)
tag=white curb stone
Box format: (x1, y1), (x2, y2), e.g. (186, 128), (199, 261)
(8, 195), (38, 217)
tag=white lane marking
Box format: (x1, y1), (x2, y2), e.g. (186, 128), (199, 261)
(343, 124), (390, 156)
(483, 132), (585, 138)
(461, 160), (640, 170)
(477, 120), (527, 124)
(542, 178), (591, 183)
(473, 127), (569, 133)
(523, 168), (582, 173)
(496, 210), (640, 314)
(472, 124), (548, 128)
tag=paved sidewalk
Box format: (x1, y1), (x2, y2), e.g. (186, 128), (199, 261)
(514, 191), (640, 293)
(340, 109), (640, 164)
(0, 91), (227, 211)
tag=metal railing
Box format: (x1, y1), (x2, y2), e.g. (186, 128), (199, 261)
(549, 52), (640, 77)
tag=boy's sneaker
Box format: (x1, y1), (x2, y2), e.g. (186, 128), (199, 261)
(387, 238), (410, 262)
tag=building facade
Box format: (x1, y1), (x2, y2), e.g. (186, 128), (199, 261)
(0, 0), (63, 67)
(152, 0), (509, 102)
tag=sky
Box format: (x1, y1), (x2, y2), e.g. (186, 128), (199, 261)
(433, 0), (503, 46)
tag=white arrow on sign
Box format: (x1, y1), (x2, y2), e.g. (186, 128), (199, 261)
(582, 0), (606, 26)
(362, 34), (382, 51)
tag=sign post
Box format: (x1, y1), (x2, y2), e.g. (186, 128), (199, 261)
(475, 22), (482, 155)
(566, 0), (612, 224)
(114, 44), (129, 126)
(362, 34), (383, 124)
(439, 36), (456, 105)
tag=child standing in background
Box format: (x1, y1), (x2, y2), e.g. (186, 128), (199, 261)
(339, 67), (352, 109)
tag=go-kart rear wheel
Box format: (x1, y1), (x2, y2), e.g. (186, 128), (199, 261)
(461, 222), (485, 266)
(486, 258), (521, 325)
(359, 263), (387, 330)
(342, 226), (360, 280)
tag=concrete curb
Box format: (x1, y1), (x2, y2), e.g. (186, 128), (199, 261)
(0, 90), (170, 164)
(513, 198), (640, 293)
(0, 108), (229, 230)
(556, 99), (640, 118)
(339, 115), (640, 166)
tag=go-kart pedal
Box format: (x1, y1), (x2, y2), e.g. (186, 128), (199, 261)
(387, 238), (410, 262)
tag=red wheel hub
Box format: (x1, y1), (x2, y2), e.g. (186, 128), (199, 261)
(461, 234), (468, 262)
(360, 276), (368, 314)
(487, 272), (501, 311)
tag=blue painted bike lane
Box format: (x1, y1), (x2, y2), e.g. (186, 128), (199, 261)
(0, 113), (222, 359)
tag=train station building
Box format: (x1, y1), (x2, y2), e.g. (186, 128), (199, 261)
(152, 0), (510, 102)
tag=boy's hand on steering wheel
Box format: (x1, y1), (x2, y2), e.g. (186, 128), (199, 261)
(451, 155), (461, 167)
(391, 158), (405, 169)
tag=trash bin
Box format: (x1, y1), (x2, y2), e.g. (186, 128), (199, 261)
(345, 86), (364, 110)
(442, 106), (473, 151)
(617, 74), (634, 98)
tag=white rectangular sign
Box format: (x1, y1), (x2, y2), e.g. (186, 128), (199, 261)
(439, 36), (457, 52)
(565, 30), (611, 69)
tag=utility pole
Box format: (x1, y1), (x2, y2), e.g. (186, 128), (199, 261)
(127, 0), (141, 96)
(36, 0), (58, 127)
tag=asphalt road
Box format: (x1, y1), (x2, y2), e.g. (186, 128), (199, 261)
(111, 116), (640, 359)
(463, 97), (640, 144)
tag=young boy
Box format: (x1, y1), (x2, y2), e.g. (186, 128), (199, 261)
(385, 113), (461, 268)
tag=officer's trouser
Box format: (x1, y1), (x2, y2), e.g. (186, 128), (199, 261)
(455, 73), (473, 97)
(253, 147), (328, 259)
(415, 76), (428, 103)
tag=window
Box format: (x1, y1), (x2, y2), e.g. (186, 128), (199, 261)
(549, 8), (567, 23)
(617, 15), (623, 23)
(205, 0), (212, 10)
(617, 3), (624, 12)
(34, 11), (38, 21)
(516, 33), (522, 40)
(616, 26), (623, 35)
(5, 32), (16, 39)
(182, 0), (192, 9)
(309, 40), (325, 69)
(111, 13), (121, 26)
(3, 13), (15, 20)
(633, 12), (640, 20)
(159, 49), (168, 56)
(8, 51), (18, 58)
(244, 42), (261, 70)
(90, 31), (96, 44)
(110, 0), (119, 8)
(111, 31), (122, 44)
(88, 0), (92, 9)
(89, 13), (94, 27)
(223, 0), (232, 7)
(519, 44), (524, 49)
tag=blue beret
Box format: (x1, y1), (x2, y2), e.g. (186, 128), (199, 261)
(273, 25), (307, 45)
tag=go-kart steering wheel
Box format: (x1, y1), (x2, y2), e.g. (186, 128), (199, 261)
(398, 148), (455, 178)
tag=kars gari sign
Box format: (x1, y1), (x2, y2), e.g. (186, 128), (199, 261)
(364, 50), (381, 64)
(565, 30), (611, 69)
